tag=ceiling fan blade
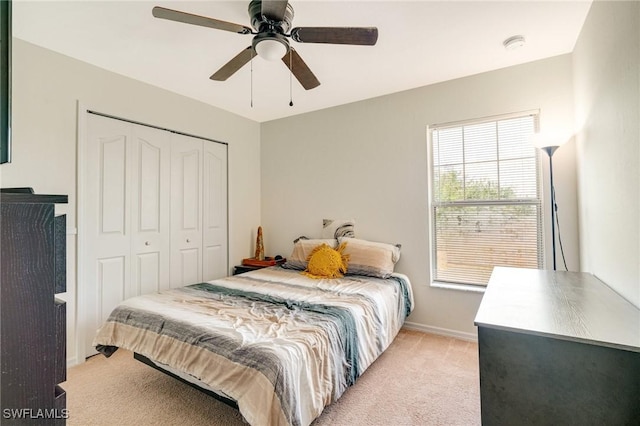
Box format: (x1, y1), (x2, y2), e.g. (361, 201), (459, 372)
(281, 49), (320, 90)
(152, 6), (252, 34)
(261, 1), (289, 22)
(210, 47), (254, 81)
(291, 27), (378, 45)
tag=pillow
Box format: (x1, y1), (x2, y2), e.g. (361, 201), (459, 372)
(302, 242), (350, 279)
(339, 237), (401, 278)
(285, 237), (338, 270)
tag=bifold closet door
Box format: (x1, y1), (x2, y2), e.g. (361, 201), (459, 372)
(130, 125), (171, 295)
(84, 114), (171, 355)
(202, 141), (228, 281)
(170, 133), (203, 287)
(169, 134), (228, 287)
(84, 113), (228, 356)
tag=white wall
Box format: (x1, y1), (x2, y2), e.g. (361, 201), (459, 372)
(573, 1), (640, 307)
(261, 55), (579, 338)
(1, 39), (261, 365)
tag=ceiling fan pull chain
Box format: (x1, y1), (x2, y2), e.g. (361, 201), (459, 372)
(289, 48), (294, 107)
(250, 49), (254, 108)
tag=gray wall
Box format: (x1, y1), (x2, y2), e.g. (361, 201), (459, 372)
(261, 54), (579, 338)
(573, 0), (640, 307)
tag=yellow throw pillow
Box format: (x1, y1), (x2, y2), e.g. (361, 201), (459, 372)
(302, 242), (350, 279)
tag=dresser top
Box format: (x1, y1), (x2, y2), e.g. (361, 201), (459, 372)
(474, 267), (640, 352)
(0, 192), (68, 204)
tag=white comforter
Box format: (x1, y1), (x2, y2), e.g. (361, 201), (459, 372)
(93, 266), (413, 426)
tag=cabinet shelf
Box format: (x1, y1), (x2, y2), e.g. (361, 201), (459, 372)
(1, 192), (68, 423)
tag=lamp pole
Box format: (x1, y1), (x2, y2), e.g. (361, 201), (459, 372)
(541, 146), (558, 270)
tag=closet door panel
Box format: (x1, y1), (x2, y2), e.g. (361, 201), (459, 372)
(179, 249), (200, 285)
(98, 256), (126, 323)
(138, 141), (161, 231)
(180, 151), (200, 231)
(171, 134), (203, 287)
(203, 245), (224, 282)
(137, 252), (160, 295)
(203, 142), (228, 280)
(100, 137), (127, 234)
(85, 115), (133, 355)
(131, 125), (171, 293)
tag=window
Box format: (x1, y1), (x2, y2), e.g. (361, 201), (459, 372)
(428, 112), (542, 286)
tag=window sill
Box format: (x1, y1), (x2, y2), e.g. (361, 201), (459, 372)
(430, 281), (486, 294)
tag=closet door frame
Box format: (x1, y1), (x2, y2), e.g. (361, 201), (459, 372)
(76, 105), (229, 363)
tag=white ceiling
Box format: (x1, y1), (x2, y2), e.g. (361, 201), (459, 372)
(14, 0), (592, 123)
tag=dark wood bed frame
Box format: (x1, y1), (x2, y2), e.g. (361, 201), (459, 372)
(133, 352), (239, 410)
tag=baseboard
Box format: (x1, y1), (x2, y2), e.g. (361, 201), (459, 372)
(67, 356), (79, 368)
(402, 321), (478, 342)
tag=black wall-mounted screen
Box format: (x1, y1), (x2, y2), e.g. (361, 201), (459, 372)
(0, 0), (11, 164)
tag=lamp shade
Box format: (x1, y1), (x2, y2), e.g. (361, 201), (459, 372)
(255, 39), (288, 61)
(529, 132), (570, 150)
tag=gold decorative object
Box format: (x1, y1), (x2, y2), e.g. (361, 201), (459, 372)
(254, 226), (265, 261)
(242, 226), (286, 267)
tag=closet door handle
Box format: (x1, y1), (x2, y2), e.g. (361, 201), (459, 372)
(145, 241), (151, 246)
(186, 238), (191, 243)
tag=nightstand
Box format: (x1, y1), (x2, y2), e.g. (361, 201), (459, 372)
(233, 264), (266, 275)
(233, 256), (286, 275)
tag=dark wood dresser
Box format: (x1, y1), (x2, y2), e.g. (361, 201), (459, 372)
(475, 267), (640, 425)
(1, 192), (68, 424)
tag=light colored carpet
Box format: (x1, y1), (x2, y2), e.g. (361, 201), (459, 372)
(63, 329), (480, 426)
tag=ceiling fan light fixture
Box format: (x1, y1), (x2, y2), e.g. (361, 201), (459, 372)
(255, 37), (288, 61)
(152, 2), (378, 90)
(503, 35), (526, 51)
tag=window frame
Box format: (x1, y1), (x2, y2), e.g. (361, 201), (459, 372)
(427, 110), (543, 288)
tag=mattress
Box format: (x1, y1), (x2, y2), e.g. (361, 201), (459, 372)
(93, 266), (413, 426)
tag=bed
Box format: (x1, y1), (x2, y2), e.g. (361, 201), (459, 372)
(93, 238), (413, 426)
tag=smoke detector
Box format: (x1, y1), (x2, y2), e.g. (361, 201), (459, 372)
(503, 35), (526, 51)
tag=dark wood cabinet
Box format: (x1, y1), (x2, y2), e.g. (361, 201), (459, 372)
(1, 192), (68, 424)
(475, 267), (640, 425)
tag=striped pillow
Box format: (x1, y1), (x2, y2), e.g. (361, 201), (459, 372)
(339, 237), (401, 278)
(285, 237), (338, 270)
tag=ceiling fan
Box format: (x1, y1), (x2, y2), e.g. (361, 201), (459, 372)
(152, 0), (378, 90)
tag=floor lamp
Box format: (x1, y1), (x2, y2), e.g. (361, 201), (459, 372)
(539, 145), (559, 270)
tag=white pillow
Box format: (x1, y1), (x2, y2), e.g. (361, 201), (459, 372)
(339, 237), (401, 278)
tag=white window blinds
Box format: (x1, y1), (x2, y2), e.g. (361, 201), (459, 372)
(430, 113), (542, 286)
